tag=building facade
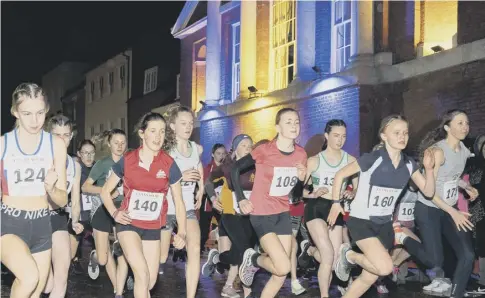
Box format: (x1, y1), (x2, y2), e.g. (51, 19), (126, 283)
(172, 0), (485, 164)
(127, 33), (179, 148)
(84, 50), (132, 140)
(61, 81), (86, 155)
(42, 62), (90, 118)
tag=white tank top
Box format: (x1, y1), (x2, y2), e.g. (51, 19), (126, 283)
(167, 141), (201, 213)
(2, 129), (54, 197)
(311, 150), (350, 200)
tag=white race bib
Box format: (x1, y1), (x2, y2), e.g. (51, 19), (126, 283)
(82, 194), (94, 211)
(316, 171), (336, 189)
(368, 186), (402, 217)
(180, 181), (196, 210)
(233, 191), (252, 214)
(7, 158), (47, 196)
(128, 190), (164, 221)
(397, 202), (415, 221)
(443, 180), (459, 206)
(269, 167), (298, 197)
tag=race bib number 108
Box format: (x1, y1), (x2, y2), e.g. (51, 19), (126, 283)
(269, 167), (298, 197)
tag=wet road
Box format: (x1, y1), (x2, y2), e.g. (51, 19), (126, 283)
(1, 247), (445, 298)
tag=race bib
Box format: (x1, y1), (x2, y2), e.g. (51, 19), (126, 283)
(233, 191), (252, 214)
(269, 167), (298, 197)
(317, 171), (336, 188)
(82, 194), (94, 211)
(344, 199), (352, 213)
(397, 202), (415, 221)
(443, 180), (459, 206)
(8, 159), (47, 196)
(128, 190), (164, 221)
(368, 186), (402, 217)
(181, 181), (196, 198)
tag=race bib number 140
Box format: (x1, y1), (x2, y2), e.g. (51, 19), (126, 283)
(128, 190), (164, 221)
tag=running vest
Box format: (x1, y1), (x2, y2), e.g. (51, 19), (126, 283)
(395, 189), (418, 222)
(418, 140), (470, 208)
(63, 155), (76, 214)
(311, 151), (350, 200)
(1, 129), (54, 197)
(167, 141), (201, 213)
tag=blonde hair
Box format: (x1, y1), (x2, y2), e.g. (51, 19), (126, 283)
(11, 83), (48, 127)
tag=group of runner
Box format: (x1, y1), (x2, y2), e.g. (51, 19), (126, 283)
(1, 82), (483, 298)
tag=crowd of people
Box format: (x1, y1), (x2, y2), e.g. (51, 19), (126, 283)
(2, 82), (485, 298)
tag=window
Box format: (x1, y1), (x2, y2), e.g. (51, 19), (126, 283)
(90, 81), (95, 102)
(120, 118), (126, 131)
(334, 0), (352, 72)
(90, 126), (95, 137)
(231, 22), (241, 101)
(144, 66), (158, 94)
(271, 0), (296, 91)
(99, 76), (104, 97)
(100, 123), (104, 132)
(109, 71), (114, 94)
(120, 65), (126, 89)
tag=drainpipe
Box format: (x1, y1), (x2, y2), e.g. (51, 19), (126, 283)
(122, 50), (131, 103)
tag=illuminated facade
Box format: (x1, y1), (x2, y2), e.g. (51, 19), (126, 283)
(172, 1), (485, 164)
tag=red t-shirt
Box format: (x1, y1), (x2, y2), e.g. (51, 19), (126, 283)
(249, 141), (307, 216)
(112, 148), (182, 230)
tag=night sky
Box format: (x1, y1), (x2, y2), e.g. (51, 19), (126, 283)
(1, 1), (185, 133)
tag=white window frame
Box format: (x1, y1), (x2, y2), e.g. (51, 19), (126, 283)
(331, 0), (352, 73)
(108, 71), (114, 94)
(270, 0), (297, 91)
(144, 66), (158, 95)
(231, 22), (241, 102)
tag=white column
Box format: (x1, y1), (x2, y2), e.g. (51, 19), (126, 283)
(205, 0), (221, 106)
(240, 0), (257, 99)
(350, 1), (374, 65)
(295, 0), (316, 81)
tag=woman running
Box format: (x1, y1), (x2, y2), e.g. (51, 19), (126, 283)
(397, 110), (478, 298)
(160, 106), (204, 298)
(299, 119), (357, 298)
(234, 108), (307, 298)
(328, 114), (436, 298)
(202, 134), (257, 298)
(69, 140), (97, 274)
(43, 115), (83, 298)
(1, 83), (68, 297)
(82, 129), (129, 297)
(100, 112), (186, 298)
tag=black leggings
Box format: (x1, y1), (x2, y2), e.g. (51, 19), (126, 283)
(404, 202), (474, 298)
(199, 196), (221, 251)
(218, 214), (256, 266)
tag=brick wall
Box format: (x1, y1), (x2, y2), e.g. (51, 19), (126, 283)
(220, 6), (241, 102)
(198, 86), (361, 165)
(458, 1), (485, 45)
(180, 27), (207, 109)
(314, 1), (332, 74)
(360, 59), (485, 154)
(256, 0), (270, 91)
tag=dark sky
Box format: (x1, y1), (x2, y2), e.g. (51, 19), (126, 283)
(1, 1), (185, 133)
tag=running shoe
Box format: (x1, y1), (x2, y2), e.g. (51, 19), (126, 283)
(221, 285), (239, 298)
(158, 263), (165, 275)
(335, 243), (353, 282)
(201, 248), (219, 277)
(239, 248), (260, 287)
(291, 279), (306, 295)
(88, 249), (100, 280)
(297, 240), (311, 269)
(374, 280), (389, 294)
(126, 276), (134, 291)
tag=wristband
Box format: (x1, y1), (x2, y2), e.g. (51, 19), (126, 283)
(332, 199), (342, 204)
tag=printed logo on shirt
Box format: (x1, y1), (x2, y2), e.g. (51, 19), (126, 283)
(249, 173), (255, 183)
(156, 170), (166, 179)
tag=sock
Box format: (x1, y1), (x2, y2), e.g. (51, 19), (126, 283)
(251, 252), (261, 268)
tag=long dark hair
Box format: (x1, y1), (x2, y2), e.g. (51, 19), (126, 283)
(77, 139), (96, 152)
(321, 119), (346, 150)
(418, 109), (467, 163)
(163, 105), (195, 152)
